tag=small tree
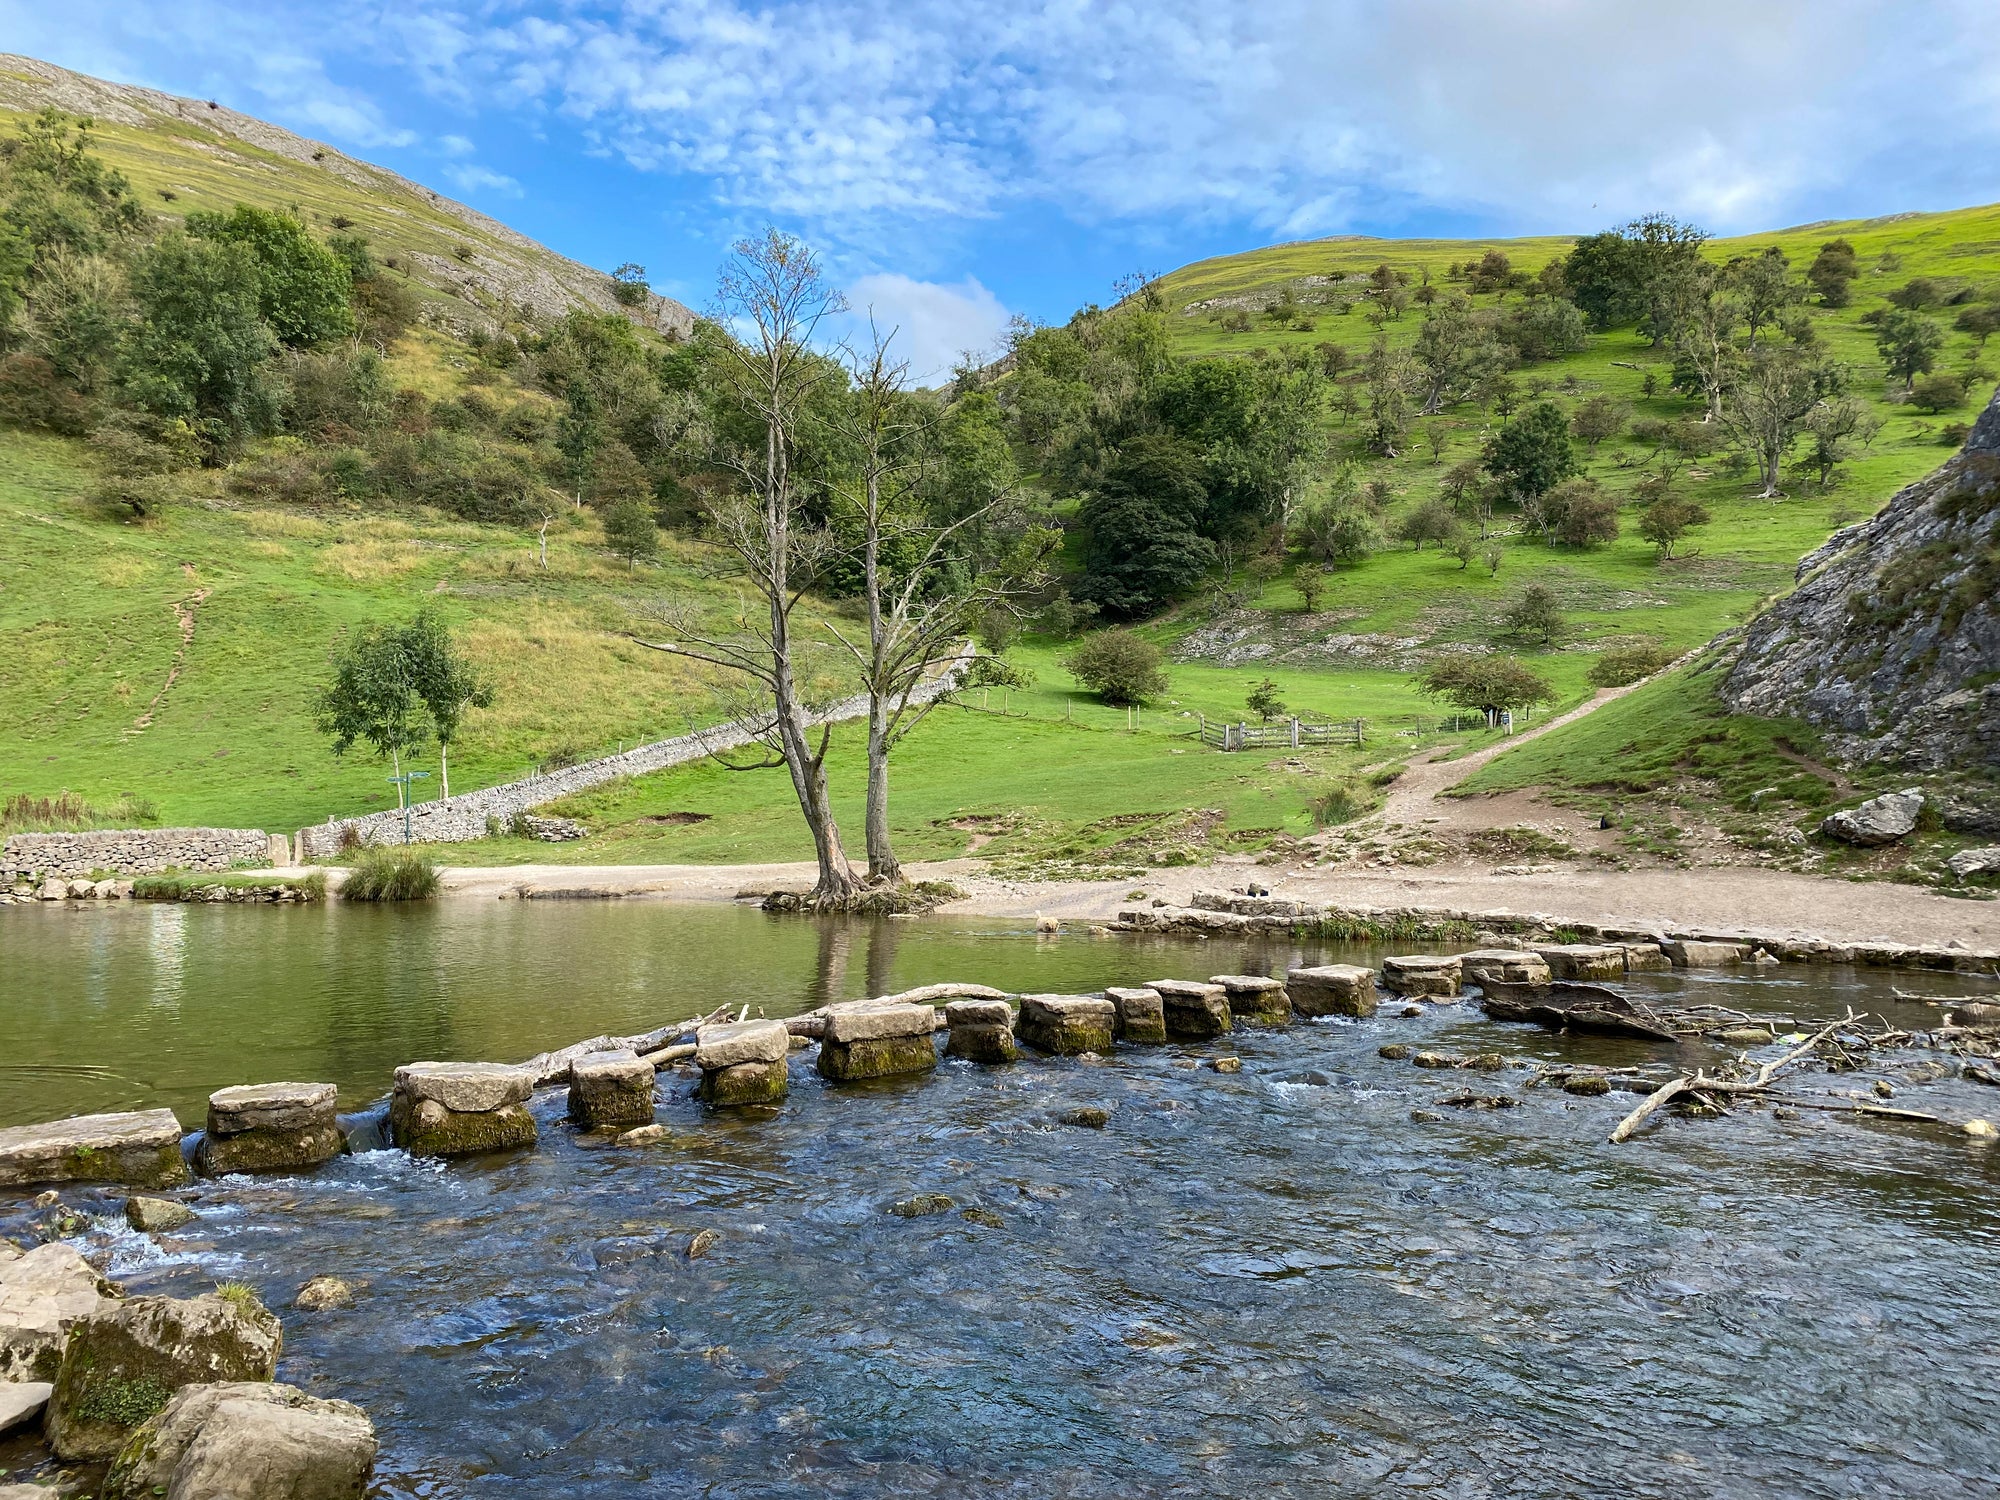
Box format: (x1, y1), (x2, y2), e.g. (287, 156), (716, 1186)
(1064, 629), (1168, 706)
(1638, 494), (1710, 559)
(1414, 656), (1554, 720)
(315, 624), (429, 812)
(1296, 563), (1326, 613)
(1481, 544), (1504, 577)
(1483, 400), (1577, 501)
(1397, 498), (1460, 551)
(1806, 239), (1859, 308)
(1955, 302), (2000, 348)
(1246, 678), (1287, 721)
(1875, 309), (1945, 389)
(1549, 479), (1619, 548)
(1570, 394), (1625, 460)
(1589, 642), (1675, 686)
(1499, 582), (1570, 647)
(602, 494), (659, 569)
(400, 607), (493, 800)
(1910, 371), (1967, 413)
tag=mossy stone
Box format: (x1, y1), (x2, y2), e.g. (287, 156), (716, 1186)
(697, 1060), (788, 1107)
(945, 1024), (1018, 1065)
(818, 1033), (939, 1082)
(1018, 1018), (1115, 1056)
(388, 1096), (537, 1158)
(194, 1123), (344, 1177)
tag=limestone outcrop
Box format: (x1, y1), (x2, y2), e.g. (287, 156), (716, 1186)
(1721, 384), (2000, 785)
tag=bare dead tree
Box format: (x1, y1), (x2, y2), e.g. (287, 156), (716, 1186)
(634, 229), (861, 906)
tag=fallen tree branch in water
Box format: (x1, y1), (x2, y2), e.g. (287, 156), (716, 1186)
(1610, 1077), (1694, 1143)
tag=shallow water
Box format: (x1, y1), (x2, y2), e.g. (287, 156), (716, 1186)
(4, 902), (2000, 1496)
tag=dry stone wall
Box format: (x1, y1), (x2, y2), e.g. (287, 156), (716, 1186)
(2, 828), (274, 880)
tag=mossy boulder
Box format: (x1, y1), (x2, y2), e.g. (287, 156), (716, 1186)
(48, 1292), (282, 1460)
(567, 1051), (657, 1130)
(389, 1062), (538, 1158)
(106, 1381), (375, 1500)
(0, 1110), (189, 1191)
(1016, 995), (1116, 1055)
(195, 1083), (343, 1176)
(1150, 980), (1232, 1040)
(819, 1033), (940, 1082)
(1211, 974), (1291, 1024)
(0, 1243), (121, 1382)
(697, 1059), (788, 1106)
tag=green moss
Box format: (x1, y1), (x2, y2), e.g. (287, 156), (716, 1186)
(73, 1374), (173, 1430)
(817, 1033), (940, 1083)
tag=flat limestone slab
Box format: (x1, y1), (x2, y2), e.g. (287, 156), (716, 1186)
(0, 1245), (119, 1383)
(393, 1062), (534, 1113)
(944, 998), (1014, 1030)
(695, 1020), (791, 1070)
(1150, 980), (1231, 1040)
(1105, 987), (1167, 1044)
(1664, 939), (1750, 968)
(0, 1379), (52, 1434)
(1211, 974), (1291, 1021)
(1457, 950), (1552, 987)
(205, 1083), (336, 1136)
(822, 1001), (937, 1044)
(1381, 955), (1463, 998)
(878, 983), (1009, 1006)
(1531, 944), (1627, 981)
(0, 1110), (189, 1191)
(1287, 965), (1378, 1018)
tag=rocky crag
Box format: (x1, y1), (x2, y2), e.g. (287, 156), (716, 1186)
(1722, 384), (2000, 803)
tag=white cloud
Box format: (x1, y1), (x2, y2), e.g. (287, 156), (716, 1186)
(839, 273), (1012, 384)
(443, 162), (522, 196)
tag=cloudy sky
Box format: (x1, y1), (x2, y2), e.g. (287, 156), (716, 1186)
(5, 1), (1998, 377)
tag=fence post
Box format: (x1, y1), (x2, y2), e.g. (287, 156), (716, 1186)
(1290, 716), (1299, 749)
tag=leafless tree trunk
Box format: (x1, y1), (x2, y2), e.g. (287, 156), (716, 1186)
(635, 230), (861, 907)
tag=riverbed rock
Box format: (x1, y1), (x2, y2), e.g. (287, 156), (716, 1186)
(1380, 954), (1463, 999)
(1150, 979), (1232, 1039)
(196, 1083), (343, 1176)
(0, 1110), (190, 1191)
(1287, 964), (1379, 1018)
(1663, 939), (1750, 968)
(0, 1244), (119, 1382)
(389, 1063), (537, 1158)
(1057, 1105), (1112, 1128)
(1211, 974), (1291, 1024)
(48, 1291), (283, 1460)
(1104, 987), (1167, 1043)
(943, 999), (1019, 1064)
(1531, 943), (1628, 981)
(1457, 950), (1552, 988)
(818, 1001), (939, 1082)
(125, 1197), (197, 1234)
(888, 1193), (955, 1218)
(698, 1059), (788, 1106)
(0, 1379), (51, 1434)
(1016, 994), (1117, 1055)
(293, 1277), (353, 1313)
(1822, 789), (1926, 847)
(105, 1381), (375, 1500)
(566, 1051), (658, 1129)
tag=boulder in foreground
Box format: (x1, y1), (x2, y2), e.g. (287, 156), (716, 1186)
(0, 1243), (121, 1382)
(1822, 789), (1925, 847)
(106, 1381), (375, 1500)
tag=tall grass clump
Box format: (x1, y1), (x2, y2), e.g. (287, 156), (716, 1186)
(339, 845), (441, 902)
(2, 790), (161, 833)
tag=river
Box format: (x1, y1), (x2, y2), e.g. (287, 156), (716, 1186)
(3, 900), (1999, 1496)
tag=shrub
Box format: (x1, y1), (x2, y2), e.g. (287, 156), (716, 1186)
(1064, 629), (1168, 706)
(1589, 642), (1676, 687)
(339, 845), (440, 901)
(0, 353), (94, 435)
(1413, 656), (1555, 717)
(1498, 583), (1571, 647)
(1310, 783), (1368, 826)
(1246, 678), (1287, 721)
(1910, 371), (1967, 413)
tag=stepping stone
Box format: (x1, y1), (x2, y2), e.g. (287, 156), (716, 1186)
(1286, 965), (1378, 1018)
(196, 1083), (342, 1176)
(694, 1021), (790, 1106)
(1381, 954), (1463, 999)
(1662, 939), (1750, 968)
(1456, 950), (1551, 988)
(817, 1001), (938, 1082)
(390, 1063), (537, 1157)
(943, 999), (1018, 1064)
(1149, 980), (1231, 1040)
(0, 1110), (189, 1191)
(1016, 995), (1116, 1055)
(1622, 943), (1673, 972)
(1211, 974), (1291, 1023)
(567, 1050), (658, 1128)
(1105, 987), (1166, 1044)
(1530, 943), (1628, 980)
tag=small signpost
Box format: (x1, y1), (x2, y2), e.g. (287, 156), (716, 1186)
(387, 771), (431, 844)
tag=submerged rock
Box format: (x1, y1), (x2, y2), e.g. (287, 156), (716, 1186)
(0, 1243), (121, 1382)
(196, 1082), (343, 1176)
(1057, 1105), (1112, 1128)
(960, 1207), (1004, 1229)
(685, 1230), (720, 1261)
(1563, 1075), (1612, 1097)
(294, 1277), (354, 1313)
(105, 1381), (375, 1500)
(48, 1290), (282, 1460)
(125, 1197), (197, 1234)
(888, 1193), (956, 1218)
(0, 1110), (189, 1191)
(1286, 964), (1378, 1018)
(1206, 1057), (1242, 1075)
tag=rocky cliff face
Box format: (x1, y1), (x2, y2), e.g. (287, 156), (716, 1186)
(1721, 385), (2000, 783)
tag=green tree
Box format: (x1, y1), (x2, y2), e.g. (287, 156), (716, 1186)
(1955, 302), (2000, 348)
(1718, 347), (1842, 497)
(1637, 494), (1710, 559)
(1246, 677), (1287, 721)
(1499, 582), (1570, 646)
(1483, 400), (1577, 500)
(314, 623), (429, 812)
(1295, 562), (1326, 612)
(120, 231), (278, 449)
(1806, 238), (1859, 307)
(1546, 478), (1619, 548)
(1730, 246), (1795, 347)
(1295, 492), (1383, 564)
(1910, 371), (1967, 413)
(1562, 230), (1642, 330)
(1875, 308), (1944, 389)
(602, 493), (660, 569)
(1570, 394), (1625, 460)
(399, 607), (493, 800)
(187, 204), (353, 348)
(1414, 655), (1554, 719)
(1076, 433), (1217, 616)
(1397, 497), (1460, 551)
(1064, 629), (1169, 705)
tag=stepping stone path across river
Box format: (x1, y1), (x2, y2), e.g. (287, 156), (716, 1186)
(1286, 964), (1379, 1018)
(943, 999), (1019, 1064)
(1016, 995), (1117, 1055)
(1212, 974), (1292, 1024)
(1105, 987), (1167, 1043)
(195, 1082), (343, 1176)
(694, 1021), (791, 1106)
(390, 1063), (537, 1157)
(1381, 954), (1464, 999)
(0, 1110), (189, 1191)
(817, 1001), (940, 1082)
(1150, 980), (1233, 1040)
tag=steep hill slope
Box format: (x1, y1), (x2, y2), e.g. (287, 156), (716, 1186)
(0, 53), (692, 336)
(1721, 385), (2000, 778)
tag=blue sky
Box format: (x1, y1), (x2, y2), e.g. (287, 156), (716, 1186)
(5, 1), (1999, 378)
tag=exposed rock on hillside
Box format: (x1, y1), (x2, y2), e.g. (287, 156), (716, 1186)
(0, 54), (694, 336)
(1722, 385), (2000, 781)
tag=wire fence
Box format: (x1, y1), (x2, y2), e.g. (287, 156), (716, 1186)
(1198, 711), (1503, 751)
